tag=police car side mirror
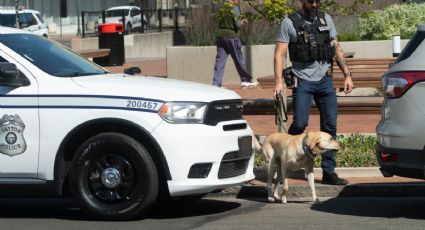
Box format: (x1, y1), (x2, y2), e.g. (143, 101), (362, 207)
(0, 62), (29, 87)
(124, 67), (141, 75)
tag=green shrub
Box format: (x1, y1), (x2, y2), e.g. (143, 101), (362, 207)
(254, 133), (378, 168)
(184, 3), (277, 46)
(314, 133), (378, 167)
(357, 3), (425, 40)
(337, 32), (361, 41)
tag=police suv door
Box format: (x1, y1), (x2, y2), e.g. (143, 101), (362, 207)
(0, 53), (39, 178)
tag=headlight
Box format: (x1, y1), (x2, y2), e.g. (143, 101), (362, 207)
(158, 102), (207, 124)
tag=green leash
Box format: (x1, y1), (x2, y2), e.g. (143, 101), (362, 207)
(274, 93), (288, 133)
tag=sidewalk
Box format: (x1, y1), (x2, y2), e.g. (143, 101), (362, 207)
(104, 58), (425, 199)
(222, 168), (425, 199)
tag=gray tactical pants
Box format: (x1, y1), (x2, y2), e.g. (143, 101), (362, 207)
(212, 37), (252, 87)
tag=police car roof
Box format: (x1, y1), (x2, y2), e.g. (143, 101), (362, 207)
(0, 26), (32, 35)
(106, 6), (139, 11)
(0, 8), (40, 14)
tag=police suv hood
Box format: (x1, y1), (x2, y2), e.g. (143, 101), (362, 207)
(71, 73), (241, 102)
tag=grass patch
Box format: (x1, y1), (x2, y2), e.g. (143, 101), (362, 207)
(254, 133), (378, 168)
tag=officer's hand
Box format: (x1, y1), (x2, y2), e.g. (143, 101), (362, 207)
(274, 83), (284, 96)
(344, 77), (354, 94)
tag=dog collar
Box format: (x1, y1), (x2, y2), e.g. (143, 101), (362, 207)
(302, 134), (316, 159)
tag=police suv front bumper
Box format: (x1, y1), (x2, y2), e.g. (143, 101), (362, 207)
(151, 119), (255, 196)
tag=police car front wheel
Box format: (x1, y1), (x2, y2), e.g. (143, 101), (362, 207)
(69, 132), (158, 220)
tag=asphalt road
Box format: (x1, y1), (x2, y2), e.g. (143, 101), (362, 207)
(0, 196), (424, 230)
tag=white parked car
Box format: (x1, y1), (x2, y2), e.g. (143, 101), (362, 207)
(0, 27), (255, 220)
(97, 6), (147, 33)
(0, 7), (48, 37)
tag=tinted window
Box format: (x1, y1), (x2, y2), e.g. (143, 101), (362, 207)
(35, 13), (44, 23)
(0, 34), (107, 77)
(0, 14), (16, 27)
(19, 13), (37, 27)
(131, 9), (140, 16)
(106, 10), (129, 17)
(396, 31), (425, 63)
(26, 13), (37, 25)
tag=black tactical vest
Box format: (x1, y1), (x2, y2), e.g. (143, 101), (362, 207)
(288, 11), (334, 63)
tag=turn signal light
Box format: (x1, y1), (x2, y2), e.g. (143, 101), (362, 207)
(381, 152), (398, 162)
(383, 72), (425, 98)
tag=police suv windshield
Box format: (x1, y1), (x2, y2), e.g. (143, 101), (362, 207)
(106, 9), (129, 17)
(0, 33), (107, 77)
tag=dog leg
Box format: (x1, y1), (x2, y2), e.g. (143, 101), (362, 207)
(266, 157), (276, 203)
(273, 160), (282, 203)
(279, 167), (288, 204)
(305, 168), (319, 203)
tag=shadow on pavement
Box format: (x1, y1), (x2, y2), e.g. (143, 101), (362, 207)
(236, 186), (268, 202)
(0, 198), (87, 220)
(337, 182), (425, 197)
(148, 198), (241, 219)
(311, 197), (425, 220)
(0, 197), (241, 221)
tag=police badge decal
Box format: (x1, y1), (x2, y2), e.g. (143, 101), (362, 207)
(0, 114), (27, 156)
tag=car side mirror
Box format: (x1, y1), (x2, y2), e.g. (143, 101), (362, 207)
(124, 67), (141, 75)
(0, 62), (29, 87)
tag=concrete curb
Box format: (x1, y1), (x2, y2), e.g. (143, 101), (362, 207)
(207, 167), (425, 199)
(253, 167), (383, 182)
(209, 183), (425, 199)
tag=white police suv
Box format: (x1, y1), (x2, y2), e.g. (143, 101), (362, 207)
(97, 6), (148, 33)
(0, 7), (48, 37)
(0, 27), (254, 220)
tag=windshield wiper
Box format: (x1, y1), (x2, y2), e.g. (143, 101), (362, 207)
(70, 72), (105, 77)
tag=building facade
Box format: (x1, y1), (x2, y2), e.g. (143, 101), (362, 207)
(0, 0), (189, 25)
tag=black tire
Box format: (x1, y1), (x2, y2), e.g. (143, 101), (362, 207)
(69, 132), (158, 220)
(126, 22), (132, 34)
(94, 22), (99, 36)
(143, 21), (147, 32)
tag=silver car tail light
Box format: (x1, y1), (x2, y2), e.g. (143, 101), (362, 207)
(383, 71), (425, 98)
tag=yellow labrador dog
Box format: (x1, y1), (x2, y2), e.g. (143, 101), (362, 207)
(253, 131), (341, 204)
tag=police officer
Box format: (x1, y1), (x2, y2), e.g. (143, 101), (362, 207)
(273, 0), (354, 185)
(212, 0), (257, 89)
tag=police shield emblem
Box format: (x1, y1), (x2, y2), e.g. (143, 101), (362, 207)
(0, 115), (26, 156)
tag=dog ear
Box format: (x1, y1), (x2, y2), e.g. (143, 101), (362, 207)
(307, 132), (321, 150)
(307, 132), (321, 151)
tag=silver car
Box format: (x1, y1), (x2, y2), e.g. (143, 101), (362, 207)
(376, 24), (425, 179)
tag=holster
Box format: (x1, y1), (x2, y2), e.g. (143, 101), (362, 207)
(282, 67), (295, 88)
(326, 67), (333, 78)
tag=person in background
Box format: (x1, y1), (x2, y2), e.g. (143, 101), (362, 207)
(273, 0), (354, 185)
(212, 0), (257, 89)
